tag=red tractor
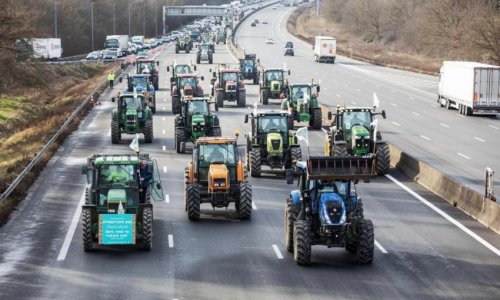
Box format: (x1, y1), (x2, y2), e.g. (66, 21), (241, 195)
(211, 66), (246, 108)
(171, 73), (204, 114)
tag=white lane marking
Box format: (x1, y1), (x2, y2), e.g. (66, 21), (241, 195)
(162, 106), (166, 111)
(106, 129), (111, 137)
(252, 201), (258, 210)
(351, 101), (357, 105)
(391, 103), (398, 107)
(408, 96), (414, 100)
(272, 244), (284, 259)
(162, 117), (166, 121)
(168, 234), (174, 248)
(336, 94), (342, 98)
(165, 194), (170, 203)
(163, 98), (166, 102)
(474, 137), (486, 143)
(420, 135), (431, 141)
(356, 88), (361, 92)
(457, 153), (471, 160)
(489, 125), (499, 130)
(385, 174), (500, 257)
(163, 166), (167, 173)
(374, 240), (388, 254)
(162, 130), (166, 134)
(57, 190), (85, 261)
(412, 112), (420, 116)
(391, 121), (401, 127)
(440, 123), (450, 128)
(162, 145), (166, 151)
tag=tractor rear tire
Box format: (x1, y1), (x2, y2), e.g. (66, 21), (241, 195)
(142, 206), (153, 250)
(238, 183), (252, 219)
(249, 148), (261, 177)
(216, 90), (224, 108)
(175, 47), (179, 54)
(261, 89), (269, 105)
(111, 120), (121, 144)
(285, 199), (298, 252)
(355, 219), (374, 264)
(294, 220), (311, 266)
(184, 167), (190, 211)
(311, 107), (322, 129)
(196, 55), (201, 64)
(253, 74), (259, 85)
(376, 143), (390, 175)
(238, 90), (246, 107)
(212, 126), (222, 137)
(187, 184), (201, 221)
(144, 119), (153, 143)
(333, 143), (348, 157)
(176, 127), (186, 153)
(209, 55), (213, 64)
(82, 207), (93, 252)
(172, 96), (181, 114)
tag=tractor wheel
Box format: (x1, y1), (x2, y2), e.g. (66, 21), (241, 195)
(82, 207), (93, 252)
(285, 199), (298, 252)
(184, 167), (190, 211)
(144, 119), (153, 143)
(238, 90), (246, 107)
(142, 206), (153, 250)
(249, 148), (261, 177)
(172, 96), (181, 114)
(196, 55), (201, 64)
(333, 143), (348, 157)
(209, 55), (213, 64)
(212, 126), (222, 137)
(355, 219), (374, 264)
(253, 74), (259, 85)
(186, 184), (201, 221)
(376, 143), (390, 175)
(175, 47), (179, 54)
(311, 107), (322, 129)
(294, 220), (311, 266)
(238, 183), (252, 220)
(354, 198), (364, 219)
(216, 90), (224, 108)
(261, 89), (269, 105)
(288, 115), (294, 130)
(111, 120), (121, 144)
(291, 147), (302, 162)
(176, 127), (186, 153)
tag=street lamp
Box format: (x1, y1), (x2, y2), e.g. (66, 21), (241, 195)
(91, 2), (95, 51)
(113, 3), (116, 35)
(128, 4), (132, 36)
(54, 2), (58, 38)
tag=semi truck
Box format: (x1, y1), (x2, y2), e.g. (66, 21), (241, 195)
(437, 61), (500, 116)
(104, 35), (129, 57)
(313, 36), (336, 63)
(28, 38), (63, 60)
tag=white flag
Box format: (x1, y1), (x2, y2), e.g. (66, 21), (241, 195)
(296, 127), (309, 146)
(370, 119), (379, 144)
(129, 134), (140, 152)
(373, 92), (380, 109)
(118, 202), (125, 214)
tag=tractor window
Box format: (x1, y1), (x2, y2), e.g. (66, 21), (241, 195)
(291, 86), (311, 103)
(199, 144), (236, 166)
(99, 164), (136, 187)
(266, 71), (283, 81)
(200, 44), (209, 51)
(244, 60), (254, 67)
(179, 77), (196, 88)
(188, 101), (208, 115)
(258, 116), (287, 133)
(132, 77), (148, 90)
(343, 111), (371, 130)
(334, 182), (349, 200)
(222, 72), (238, 82)
(175, 65), (191, 74)
(123, 96), (142, 109)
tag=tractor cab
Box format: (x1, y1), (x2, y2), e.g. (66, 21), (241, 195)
(126, 74), (156, 113)
(135, 59), (159, 75)
(212, 66), (246, 107)
(239, 54), (259, 84)
(282, 82), (321, 128)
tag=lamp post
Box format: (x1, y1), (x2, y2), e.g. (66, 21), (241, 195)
(91, 2), (95, 51)
(128, 4), (132, 36)
(143, 2), (146, 36)
(113, 3), (116, 35)
(54, 3), (58, 38)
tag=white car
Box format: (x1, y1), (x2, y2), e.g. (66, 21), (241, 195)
(265, 38), (274, 44)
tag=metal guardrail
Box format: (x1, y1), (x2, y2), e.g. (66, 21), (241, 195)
(0, 65), (122, 205)
(58, 54), (87, 62)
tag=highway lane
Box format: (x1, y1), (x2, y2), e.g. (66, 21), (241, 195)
(235, 5), (500, 196)
(0, 17), (499, 300)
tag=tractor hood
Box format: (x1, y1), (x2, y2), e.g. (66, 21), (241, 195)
(351, 125), (370, 137)
(208, 164), (230, 192)
(351, 125), (370, 156)
(271, 80), (281, 92)
(319, 193), (346, 225)
(191, 114), (206, 124)
(266, 132), (283, 155)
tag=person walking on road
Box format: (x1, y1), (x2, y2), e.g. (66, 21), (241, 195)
(108, 71), (116, 89)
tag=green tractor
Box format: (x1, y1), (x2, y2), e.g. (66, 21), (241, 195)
(215, 28), (227, 44)
(244, 111), (301, 177)
(281, 82), (322, 129)
(81, 153), (164, 251)
(196, 43), (214, 64)
(211, 66), (246, 108)
(111, 93), (153, 144)
(325, 106), (390, 175)
(259, 68), (290, 105)
(175, 97), (221, 153)
(175, 35), (192, 53)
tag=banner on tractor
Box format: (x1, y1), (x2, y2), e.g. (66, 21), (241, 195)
(99, 214), (136, 245)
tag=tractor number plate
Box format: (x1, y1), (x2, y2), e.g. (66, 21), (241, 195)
(99, 214), (136, 245)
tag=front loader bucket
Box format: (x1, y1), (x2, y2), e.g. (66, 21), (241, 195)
(307, 156), (377, 181)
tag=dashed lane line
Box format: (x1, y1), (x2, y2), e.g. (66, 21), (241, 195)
(168, 234), (174, 248)
(440, 123), (450, 128)
(165, 194), (170, 203)
(375, 240), (388, 254)
(163, 166), (167, 173)
(272, 244), (284, 259)
(457, 153), (471, 160)
(420, 135), (431, 141)
(474, 137), (486, 143)
(252, 201), (258, 210)
(391, 121), (401, 127)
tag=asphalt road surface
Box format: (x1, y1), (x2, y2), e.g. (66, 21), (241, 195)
(0, 5), (499, 300)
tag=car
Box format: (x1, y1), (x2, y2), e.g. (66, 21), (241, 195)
(86, 51), (100, 61)
(284, 47), (294, 56)
(251, 22), (256, 27)
(263, 20), (268, 24)
(265, 38), (274, 44)
(103, 48), (118, 61)
(285, 41), (294, 48)
(272, 5), (277, 9)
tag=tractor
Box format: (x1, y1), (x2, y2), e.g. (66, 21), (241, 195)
(281, 82), (322, 129)
(244, 111), (301, 177)
(285, 156), (377, 265)
(175, 35), (192, 53)
(184, 136), (252, 221)
(135, 59), (160, 90)
(81, 153), (164, 251)
(170, 73), (205, 114)
(174, 97), (221, 153)
(211, 66), (246, 108)
(259, 68), (290, 105)
(325, 106), (390, 175)
(196, 43), (214, 64)
(215, 27), (227, 44)
(125, 74), (157, 113)
(111, 93), (153, 144)
(239, 54), (259, 85)
(167, 62), (197, 90)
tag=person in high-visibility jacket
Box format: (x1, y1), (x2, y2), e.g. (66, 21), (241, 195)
(108, 71), (116, 89)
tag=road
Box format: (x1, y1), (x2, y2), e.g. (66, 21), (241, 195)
(235, 5), (500, 197)
(0, 5), (499, 300)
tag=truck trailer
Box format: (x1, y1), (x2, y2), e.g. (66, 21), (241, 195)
(438, 61), (500, 116)
(29, 38), (63, 60)
(104, 35), (129, 57)
(314, 36), (336, 63)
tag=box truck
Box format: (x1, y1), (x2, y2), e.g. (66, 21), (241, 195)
(104, 35), (129, 57)
(29, 38), (63, 60)
(314, 36), (336, 63)
(437, 61), (500, 116)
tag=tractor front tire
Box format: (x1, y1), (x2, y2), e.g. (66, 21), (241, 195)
(249, 148), (261, 177)
(238, 183), (252, 220)
(142, 206), (153, 250)
(187, 184), (201, 221)
(212, 126), (222, 137)
(216, 90), (224, 108)
(253, 74), (259, 85)
(311, 107), (322, 129)
(184, 167), (190, 211)
(172, 96), (181, 114)
(144, 119), (153, 143)
(355, 219), (374, 264)
(294, 220), (311, 266)
(176, 128), (186, 153)
(82, 207), (93, 252)
(261, 89), (269, 105)
(196, 55), (201, 64)
(111, 120), (121, 144)
(285, 199), (298, 252)
(376, 143), (390, 175)
(238, 90), (246, 107)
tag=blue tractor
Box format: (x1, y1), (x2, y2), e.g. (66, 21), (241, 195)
(285, 156), (377, 266)
(126, 74), (157, 114)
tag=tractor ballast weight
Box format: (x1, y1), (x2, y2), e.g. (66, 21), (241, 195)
(281, 82), (322, 129)
(81, 153), (164, 251)
(239, 54), (260, 85)
(211, 66), (246, 108)
(259, 68), (290, 105)
(111, 93), (154, 144)
(285, 156), (377, 265)
(184, 136), (252, 221)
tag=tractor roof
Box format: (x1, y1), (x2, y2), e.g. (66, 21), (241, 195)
(119, 93), (144, 98)
(220, 69), (240, 73)
(290, 83), (313, 87)
(244, 54), (256, 59)
(338, 107), (375, 112)
(94, 156), (140, 165)
(129, 74), (150, 78)
(185, 97), (211, 102)
(255, 110), (289, 116)
(136, 59), (156, 63)
(196, 137), (237, 144)
(177, 73), (199, 78)
(264, 68), (285, 72)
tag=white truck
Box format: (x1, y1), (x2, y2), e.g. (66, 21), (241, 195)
(131, 35), (145, 48)
(104, 35), (129, 57)
(438, 61), (500, 116)
(29, 38), (62, 60)
(314, 36), (336, 63)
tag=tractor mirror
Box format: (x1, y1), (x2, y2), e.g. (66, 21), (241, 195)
(381, 110), (387, 119)
(212, 72), (216, 78)
(244, 114), (248, 123)
(157, 61), (160, 66)
(156, 183), (162, 189)
(327, 111), (332, 120)
(81, 166), (88, 174)
(167, 66), (170, 72)
(209, 68), (212, 72)
(234, 130), (240, 138)
(317, 86), (320, 93)
(288, 70), (291, 75)
(286, 169), (294, 184)
(194, 65), (197, 71)
(201, 76), (205, 81)
(111, 97), (115, 102)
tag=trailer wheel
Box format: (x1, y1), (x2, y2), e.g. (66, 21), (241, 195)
(294, 220), (311, 266)
(355, 219), (374, 264)
(187, 184), (201, 221)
